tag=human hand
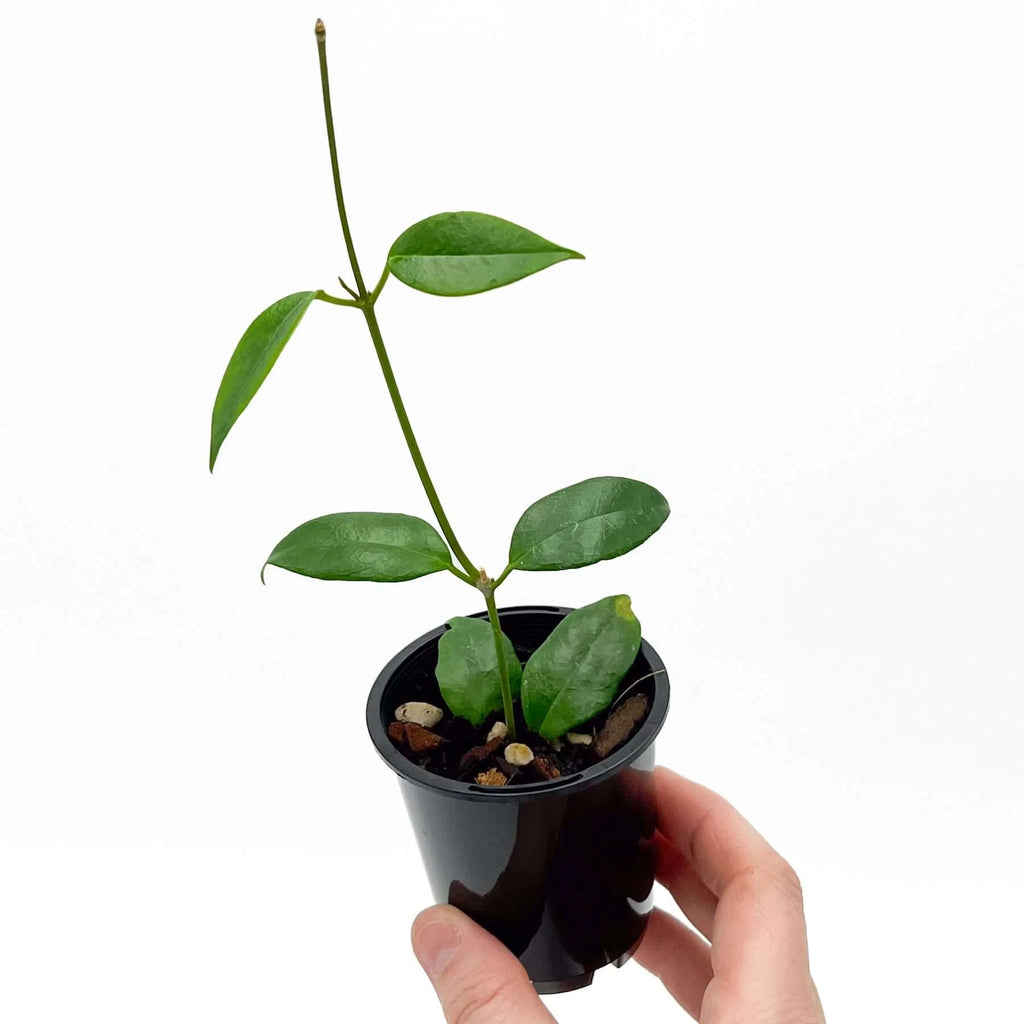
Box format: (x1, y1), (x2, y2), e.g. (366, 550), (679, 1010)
(410, 766), (825, 1023)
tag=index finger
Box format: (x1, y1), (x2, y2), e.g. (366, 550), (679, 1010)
(653, 768), (814, 999)
(654, 766), (797, 898)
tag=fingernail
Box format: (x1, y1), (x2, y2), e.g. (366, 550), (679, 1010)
(414, 919), (460, 977)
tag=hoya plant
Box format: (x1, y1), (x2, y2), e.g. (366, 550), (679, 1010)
(210, 21), (669, 755)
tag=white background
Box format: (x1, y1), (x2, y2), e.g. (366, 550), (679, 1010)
(2, 1), (1022, 1020)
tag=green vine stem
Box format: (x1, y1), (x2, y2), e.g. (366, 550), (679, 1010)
(315, 20), (516, 736)
(317, 291), (361, 307)
(361, 304), (479, 581)
(316, 20), (366, 297)
(482, 583), (518, 740)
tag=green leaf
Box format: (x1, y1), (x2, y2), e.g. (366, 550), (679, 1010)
(521, 595), (641, 740)
(435, 617), (522, 728)
(387, 212), (583, 297)
(508, 476), (670, 572)
(262, 512), (452, 583)
(210, 291), (321, 470)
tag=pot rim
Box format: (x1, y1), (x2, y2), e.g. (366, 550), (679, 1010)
(365, 604), (670, 803)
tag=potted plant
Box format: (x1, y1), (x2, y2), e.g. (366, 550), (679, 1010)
(210, 20), (672, 994)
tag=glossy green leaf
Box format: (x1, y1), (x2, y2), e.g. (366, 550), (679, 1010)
(435, 616), (522, 727)
(508, 476), (670, 572)
(387, 212), (583, 296)
(521, 595), (642, 740)
(262, 512), (452, 583)
(210, 291), (321, 470)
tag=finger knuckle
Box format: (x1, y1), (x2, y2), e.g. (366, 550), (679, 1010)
(446, 974), (514, 1024)
(688, 803), (724, 865)
(733, 857), (804, 910)
(771, 858), (804, 905)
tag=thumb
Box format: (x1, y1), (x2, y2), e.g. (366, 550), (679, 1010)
(411, 905), (557, 1024)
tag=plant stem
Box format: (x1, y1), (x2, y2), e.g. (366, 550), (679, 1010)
(315, 22), (475, 579)
(316, 21), (367, 297)
(317, 290), (361, 307)
(368, 265), (390, 304)
(362, 304), (479, 580)
(482, 585), (517, 741)
(315, 24), (516, 736)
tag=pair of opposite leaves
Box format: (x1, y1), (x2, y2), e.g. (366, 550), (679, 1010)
(437, 595), (642, 742)
(263, 474), (668, 741)
(209, 211), (585, 472)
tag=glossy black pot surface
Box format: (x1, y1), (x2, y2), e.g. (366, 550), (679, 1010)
(366, 606), (670, 994)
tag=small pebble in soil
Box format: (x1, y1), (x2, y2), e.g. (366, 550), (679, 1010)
(486, 720), (508, 743)
(388, 720), (446, 753)
(529, 756), (561, 781)
(594, 694), (649, 758)
(395, 701), (444, 729)
(504, 742), (534, 766)
(565, 731), (593, 746)
(458, 737), (501, 773)
(475, 767), (508, 787)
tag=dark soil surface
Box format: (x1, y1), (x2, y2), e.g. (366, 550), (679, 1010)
(387, 692), (651, 788)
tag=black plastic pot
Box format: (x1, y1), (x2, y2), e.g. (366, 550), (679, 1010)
(366, 605), (670, 994)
